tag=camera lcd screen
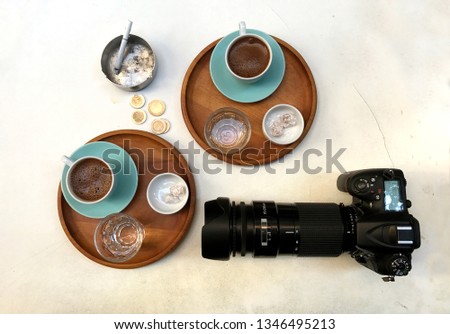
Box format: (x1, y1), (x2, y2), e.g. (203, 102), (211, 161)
(384, 180), (404, 212)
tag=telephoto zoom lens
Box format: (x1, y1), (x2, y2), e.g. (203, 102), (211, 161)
(202, 197), (351, 260)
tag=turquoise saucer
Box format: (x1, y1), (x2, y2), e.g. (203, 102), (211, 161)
(61, 142), (138, 219)
(210, 29), (286, 103)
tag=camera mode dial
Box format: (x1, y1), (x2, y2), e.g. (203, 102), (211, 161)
(353, 178), (369, 192)
(390, 255), (411, 276)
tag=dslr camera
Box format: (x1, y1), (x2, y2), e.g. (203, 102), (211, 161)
(202, 168), (421, 281)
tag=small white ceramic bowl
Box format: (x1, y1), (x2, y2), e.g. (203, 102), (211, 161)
(146, 173), (189, 215)
(262, 104), (304, 145)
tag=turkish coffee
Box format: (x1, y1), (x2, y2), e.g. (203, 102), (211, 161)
(227, 36), (270, 78)
(69, 158), (113, 202)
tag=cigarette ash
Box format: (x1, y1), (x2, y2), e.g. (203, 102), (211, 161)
(108, 44), (155, 87)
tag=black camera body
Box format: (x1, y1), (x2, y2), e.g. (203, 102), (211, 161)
(202, 168), (421, 281)
(337, 168), (420, 281)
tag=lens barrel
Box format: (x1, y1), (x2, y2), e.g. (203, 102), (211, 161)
(202, 197), (347, 260)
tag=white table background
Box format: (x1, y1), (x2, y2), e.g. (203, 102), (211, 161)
(0, 0), (449, 313)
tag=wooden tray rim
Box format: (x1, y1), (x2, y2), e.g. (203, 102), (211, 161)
(57, 129), (196, 269)
(181, 35), (317, 166)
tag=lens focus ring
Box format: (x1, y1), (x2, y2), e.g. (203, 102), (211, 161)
(252, 201), (279, 257)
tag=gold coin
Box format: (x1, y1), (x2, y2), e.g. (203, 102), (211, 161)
(148, 99), (166, 116)
(161, 118), (171, 133)
(151, 118), (171, 134)
(151, 119), (166, 134)
(131, 110), (147, 124)
(130, 94), (145, 109)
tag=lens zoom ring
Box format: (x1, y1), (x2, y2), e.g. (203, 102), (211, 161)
(295, 203), (344, 256)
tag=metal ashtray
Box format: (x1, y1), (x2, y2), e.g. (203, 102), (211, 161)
(101, 34), (156, 91)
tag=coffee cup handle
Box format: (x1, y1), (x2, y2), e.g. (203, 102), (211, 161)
(61, 155), (74, 167)
(239, 21), (246, 36)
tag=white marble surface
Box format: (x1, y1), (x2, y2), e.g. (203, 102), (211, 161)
(0, 0), (449, 313)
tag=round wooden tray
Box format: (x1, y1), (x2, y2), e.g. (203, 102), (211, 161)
(181, 36), (317, 165)
(57, 130), (196, 269)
